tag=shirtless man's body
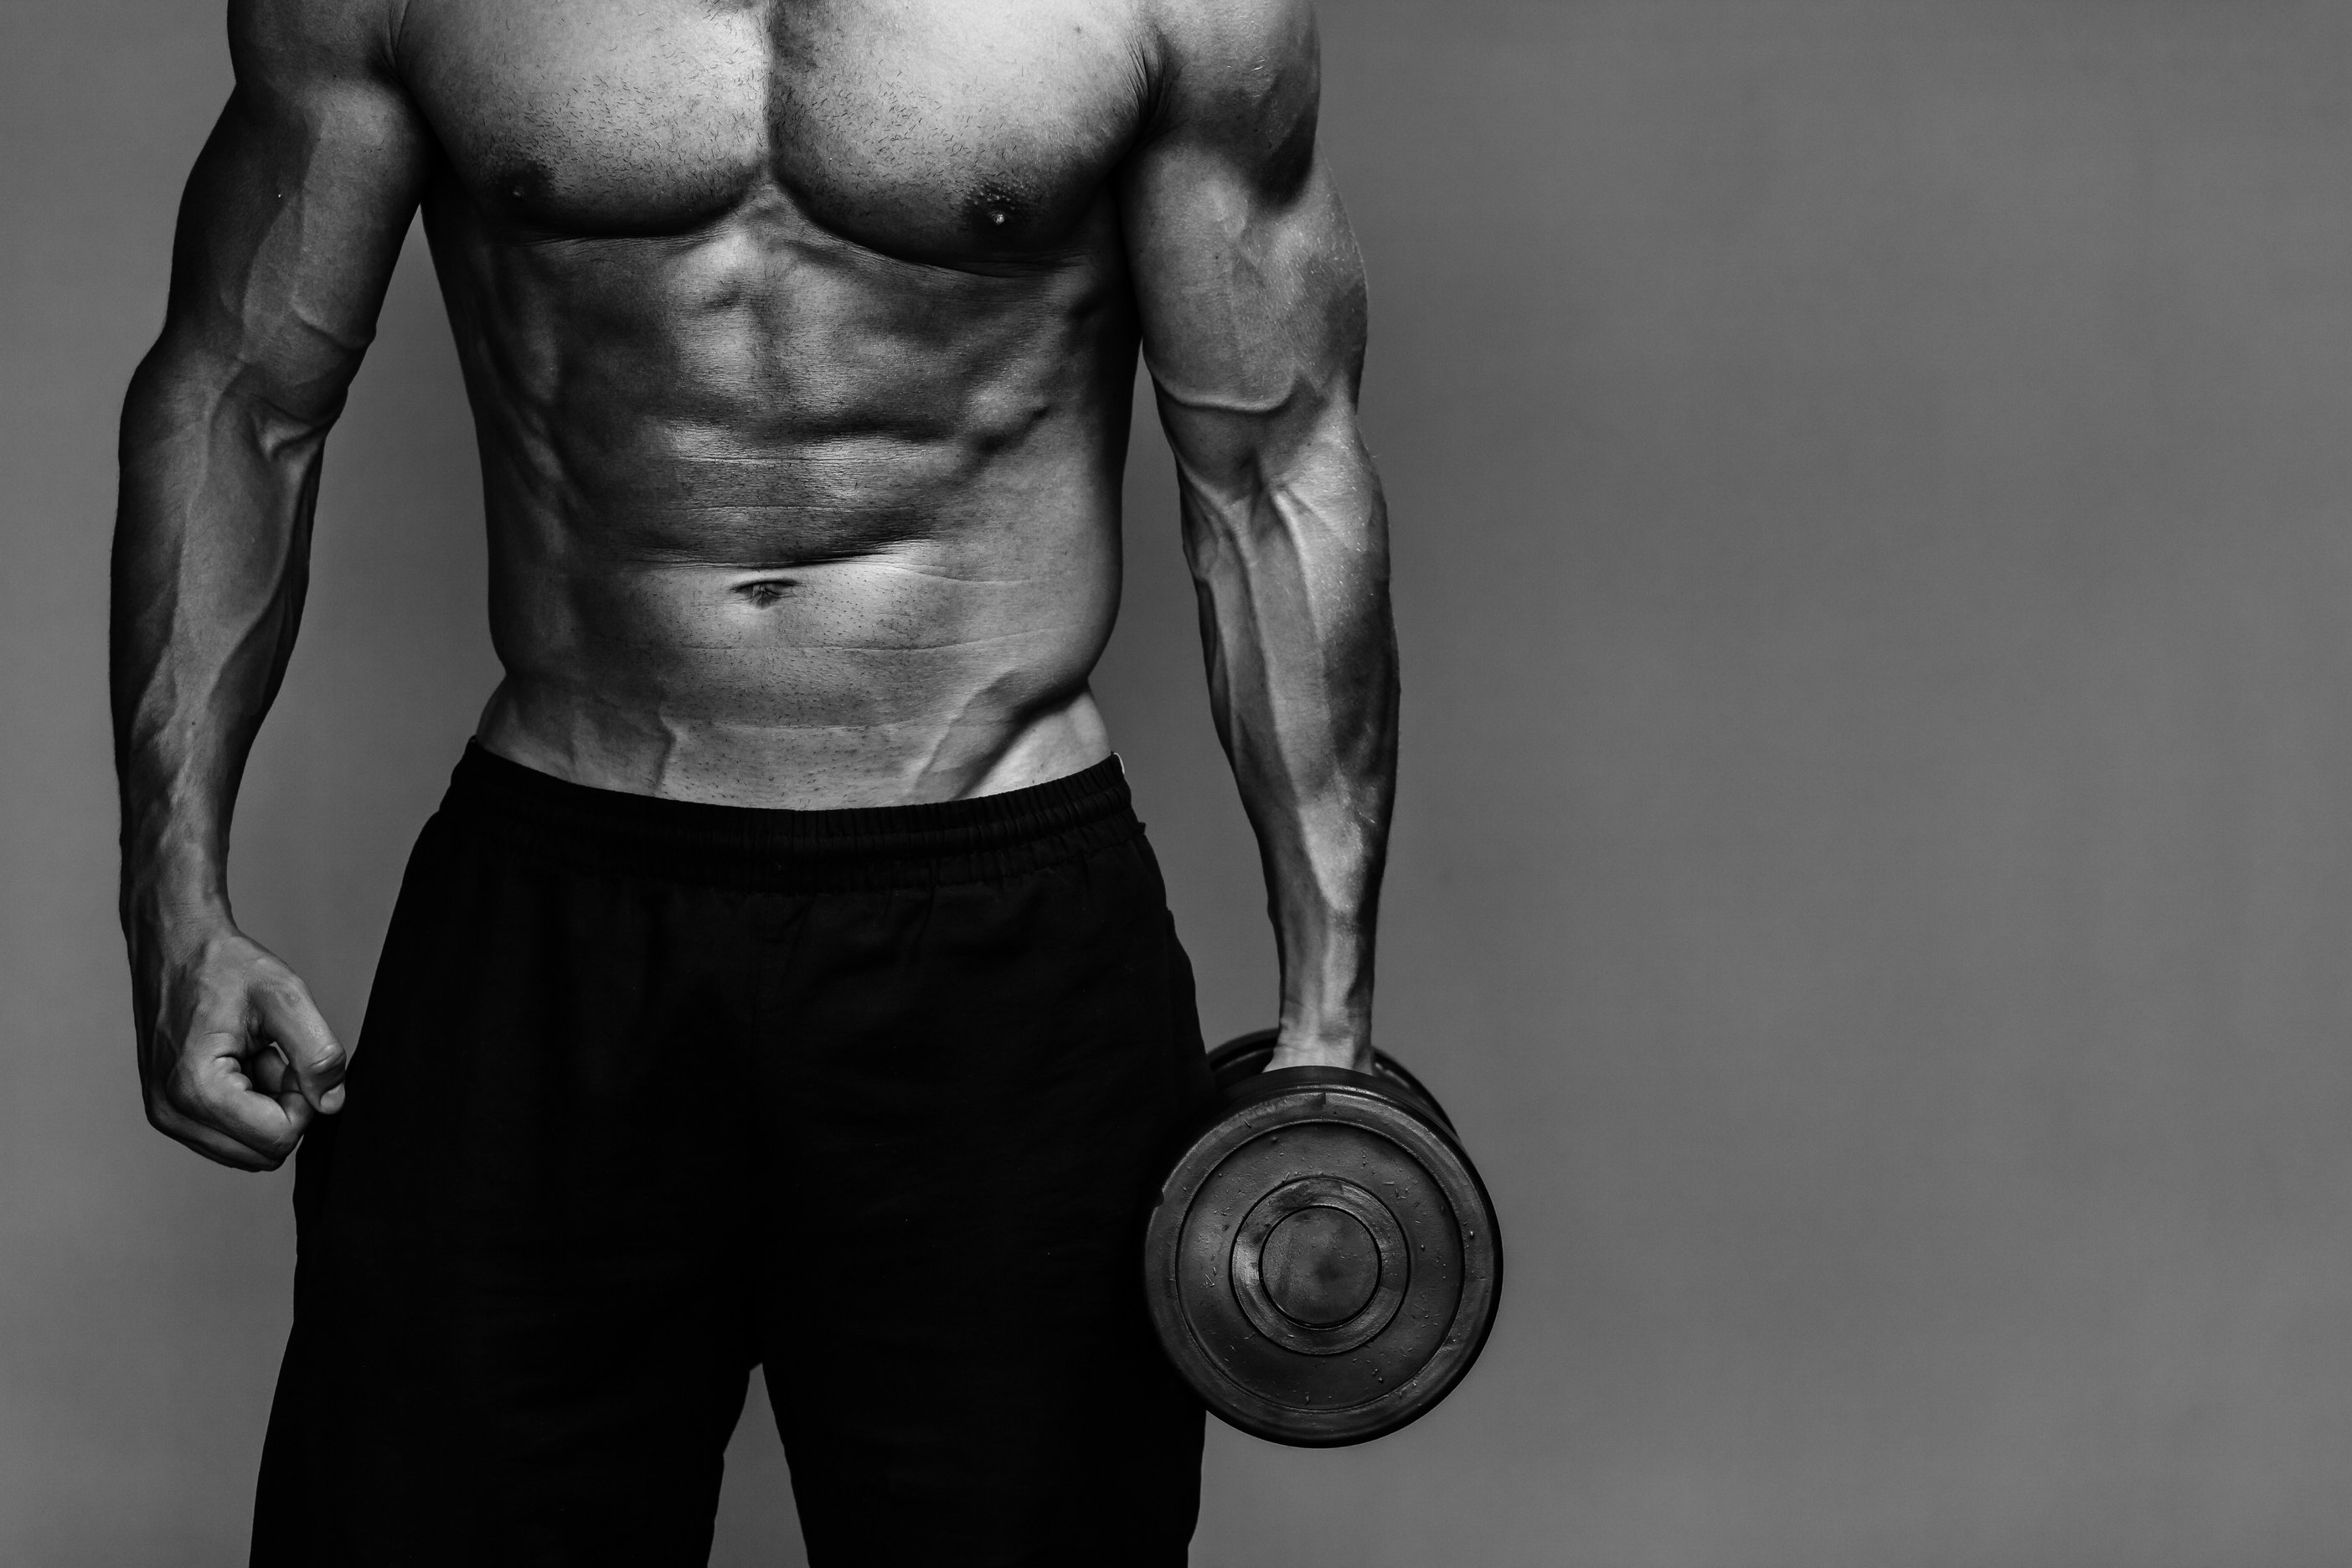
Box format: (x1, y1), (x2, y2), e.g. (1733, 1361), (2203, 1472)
(112, 0), (1392, 1557)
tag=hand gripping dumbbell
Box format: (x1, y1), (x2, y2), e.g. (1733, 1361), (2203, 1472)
(1142, 1029), (1503, 1446)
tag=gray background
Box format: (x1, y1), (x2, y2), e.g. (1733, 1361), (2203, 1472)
(7, 1), (2352, 1563)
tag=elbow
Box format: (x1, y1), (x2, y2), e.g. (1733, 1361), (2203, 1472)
(226, 362), (354, 456)
(1180, 433), (1387, 567)
(1170, 383), (1375, 513)
(124, 328), (356, 460)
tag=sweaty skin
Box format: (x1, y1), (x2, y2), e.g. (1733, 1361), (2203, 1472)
(112, 0), (1397, 1170)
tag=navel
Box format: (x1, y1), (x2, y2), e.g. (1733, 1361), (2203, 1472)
(734, 578), (795, 607)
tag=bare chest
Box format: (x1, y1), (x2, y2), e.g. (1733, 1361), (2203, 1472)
(399, 0), (1149, 258)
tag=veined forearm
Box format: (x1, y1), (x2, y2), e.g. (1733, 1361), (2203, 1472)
(1179, 421), (1397, 1049)
(112, 347), (333, 921)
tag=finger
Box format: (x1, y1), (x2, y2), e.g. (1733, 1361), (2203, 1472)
(251, 1046), (292, 1098)
(1266, 1040), (1369, 1074)
(149, 1099), (284, 1172)
(147, 1071), (291, 1171)
(252, 977), (348, 1114)
(250, 1045), (314, 1129)
(168, 1029), (313, 1163)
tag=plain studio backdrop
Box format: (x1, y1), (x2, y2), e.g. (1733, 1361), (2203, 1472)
(8, 2), (2352, 1563)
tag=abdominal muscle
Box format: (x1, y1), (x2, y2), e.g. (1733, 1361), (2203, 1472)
(441, 193), (1138, 810)
(474, 508), (1125, 809)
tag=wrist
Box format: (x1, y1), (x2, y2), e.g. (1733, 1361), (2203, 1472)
(1270, 1007), (1374, 1074)
(119, 874), (234, 949)
(116, 778), (232, 931)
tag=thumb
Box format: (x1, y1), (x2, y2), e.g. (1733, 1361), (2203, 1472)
(254, 977), (348, 1114)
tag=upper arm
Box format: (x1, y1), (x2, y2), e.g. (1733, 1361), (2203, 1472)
(1118, 0), (1368, 473)
(153, 0), (432, 426)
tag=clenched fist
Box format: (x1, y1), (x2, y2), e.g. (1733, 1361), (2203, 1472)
(128, 917), (346, 1170)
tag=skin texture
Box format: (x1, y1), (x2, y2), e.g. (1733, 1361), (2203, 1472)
(112, 0), (1396, 1170)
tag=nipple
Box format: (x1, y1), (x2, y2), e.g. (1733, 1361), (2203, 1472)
(970, 182), (1025, 234)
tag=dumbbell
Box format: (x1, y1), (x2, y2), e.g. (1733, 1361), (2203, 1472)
(1142, 1029), (1503, 1446)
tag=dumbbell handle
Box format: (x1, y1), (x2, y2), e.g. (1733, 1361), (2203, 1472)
(1207, 1029), (1456, 1135)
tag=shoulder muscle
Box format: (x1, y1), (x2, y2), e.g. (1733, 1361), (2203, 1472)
(1138, 0), (1321, 191)
(227, 0), (406, 101)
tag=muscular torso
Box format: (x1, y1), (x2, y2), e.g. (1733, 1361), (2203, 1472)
(114, 0), (1385, 1175)
(397, 0), (1154, 804)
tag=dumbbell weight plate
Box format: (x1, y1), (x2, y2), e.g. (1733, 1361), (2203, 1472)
(1144, 1034), (1502, 1447)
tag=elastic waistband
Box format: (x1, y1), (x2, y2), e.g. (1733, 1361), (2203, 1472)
(436, 743), (1141, 892)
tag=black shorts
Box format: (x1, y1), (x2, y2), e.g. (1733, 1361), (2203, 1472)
(251, 745), (1215, 1567)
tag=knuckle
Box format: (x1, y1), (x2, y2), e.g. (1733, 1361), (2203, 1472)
(158, 1070), (199, 1113)
(165, 1065), (221, 1118)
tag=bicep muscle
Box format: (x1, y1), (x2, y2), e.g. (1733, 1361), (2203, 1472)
(1120, 0), (1366, 475)
(158, 0), (431, 422)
